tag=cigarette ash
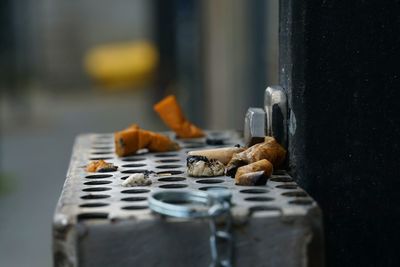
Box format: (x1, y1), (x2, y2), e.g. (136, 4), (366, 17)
(122, 172), (154, 187)
(186, 155), (225, 177)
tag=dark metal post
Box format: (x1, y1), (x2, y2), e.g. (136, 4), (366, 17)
(280, 1), (400, 266)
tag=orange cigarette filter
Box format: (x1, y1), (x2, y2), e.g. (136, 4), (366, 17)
(86, 160), (107, 172)
(115, 126), (179, 157)
(153, 95), (204, 138)
(86, 160), (116, 172)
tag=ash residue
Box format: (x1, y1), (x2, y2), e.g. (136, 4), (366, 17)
(186, 155), (220, 167)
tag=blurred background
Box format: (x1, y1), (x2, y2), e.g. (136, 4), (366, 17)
(0, 0), (278, 266)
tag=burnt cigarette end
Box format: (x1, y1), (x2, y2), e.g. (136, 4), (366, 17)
(250, 171), (268, 185)
(226, 160), (247, 178)
(97, 164), (118, 172)
(226, 165), (238, 178)
(187, 155), (210, 167)
(186, 155), (225, 177)
(235, 171), (268, 186)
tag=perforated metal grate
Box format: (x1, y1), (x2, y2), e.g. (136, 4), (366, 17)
(53, 131), (323, 267)
(55, 131), (314, 223)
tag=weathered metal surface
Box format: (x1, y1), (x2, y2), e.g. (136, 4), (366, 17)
(53, 131), (323, 267)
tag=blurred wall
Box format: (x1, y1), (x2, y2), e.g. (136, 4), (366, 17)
(2, 0), (279, 129)
(0, 2), (280, 266)
(20, 0), (154, 89)
(201, 0), (278, 130)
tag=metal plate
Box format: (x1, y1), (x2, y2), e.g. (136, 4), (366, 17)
(53, 131), (323, 267)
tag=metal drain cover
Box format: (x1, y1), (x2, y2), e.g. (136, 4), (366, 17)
(53, 131), (324, 267)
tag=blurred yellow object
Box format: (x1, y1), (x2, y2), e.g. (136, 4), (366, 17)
(84, 41), (158, 89)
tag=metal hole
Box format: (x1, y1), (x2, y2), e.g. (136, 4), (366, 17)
(121, 157), (146, 162)
(97, 169), (117, 173)
(244, 197), (274, 202)
(154, 153), (179, 158)
(121, 189), (150, 194)
(239, 189), (268, 194)
(270, 177), (293, 183)
(157, 170), (184, 176)
(91, 151), (113, 155)
(81, 194), (111, 200)
(199, 186), (228, 191)
(120, 173), (153, 180)
(282, 191), (308, 197)
(155, 159), (181, 163)
(276, 184), (298, 190)
(155, 165), (183, 169)
(121, 205), (148, 210)
(89, 157), (113, 160)
(77, 212), (108, 221)
(196, 179), (225, 184)
(207, 131), (225, 136)
(84, 180), (112, 185)
(289, 199), (313, 205)
(158, 177), (186, 182)
(159, 184), (188, 189)
(121, 169), (148, 174)
(249, 206), (281, 213)
(121, 197), (147, 202)
(273, 170), (287, 175)
(82, 187), (112, 192)
(85, 174), (113, 179)
(181, 140), (204, 145)
(206, 138), (225, 145)
(121, 164), (146, 168)
(79, 203), (109, 208)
